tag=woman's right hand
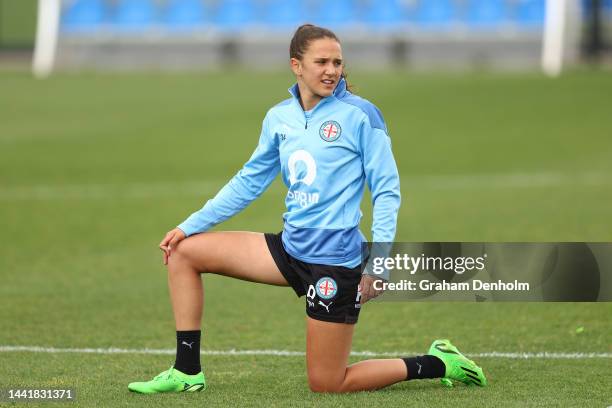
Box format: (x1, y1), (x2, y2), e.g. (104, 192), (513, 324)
(159, 228), (186, 265)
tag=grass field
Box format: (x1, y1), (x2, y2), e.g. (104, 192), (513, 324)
(0, 0), (37, 46)
(1, 70), (611, 407)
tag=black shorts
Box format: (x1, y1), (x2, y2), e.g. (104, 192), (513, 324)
(265, 231), (363, 324)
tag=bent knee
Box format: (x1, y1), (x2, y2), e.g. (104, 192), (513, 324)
(308, 375), (344, 394)
(168, 233), (230, 274)
(167, 235), (208, 272)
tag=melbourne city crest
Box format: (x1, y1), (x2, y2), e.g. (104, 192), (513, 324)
(315, 277), (338, 299)
(319, 120), (342, 142)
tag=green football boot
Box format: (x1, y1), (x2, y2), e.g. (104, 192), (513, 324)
(428, 339), (487, 387)
(128, 367), (206, 394)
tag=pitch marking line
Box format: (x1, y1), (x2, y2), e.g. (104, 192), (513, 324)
(1, 171), (610, 201)
(1, 346), (610, 359)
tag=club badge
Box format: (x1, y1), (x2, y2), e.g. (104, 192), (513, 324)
(315, 277), (338, 299)
(319, 120), (342, 142)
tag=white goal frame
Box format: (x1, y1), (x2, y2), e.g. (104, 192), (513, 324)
(32, 0), (583, 78)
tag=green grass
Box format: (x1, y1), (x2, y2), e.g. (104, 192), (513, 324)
(2, 350), (611, 407)
(0, 0), (37, 46)
(0, 70), (611, 407)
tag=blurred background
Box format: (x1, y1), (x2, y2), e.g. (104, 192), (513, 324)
(0, 0), (611, 72)
(1, 2), (611, 406)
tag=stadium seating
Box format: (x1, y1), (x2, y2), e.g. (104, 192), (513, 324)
(465, 0), (507, 28)
(515, 0), (545, 27)
(113, 0), (157, 30)
(263, 0), (306, 28)
(308, 0), (356, 27)
(362, 0), (408, 27)
(61, 0), (559, 34)
(413, 0), (456, 28)
(214, 0), (256, 30)
(164, 0), (207, 28)
(62, 0), (106, 32)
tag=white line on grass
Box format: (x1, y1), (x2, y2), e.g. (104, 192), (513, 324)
(1, 171), (610, 201)
(408, 171), (612, 190)
(1, 346), (610, 359)
(0, 181), (222, 201)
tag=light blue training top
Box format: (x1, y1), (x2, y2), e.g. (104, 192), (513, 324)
(178, 77), (401, 268)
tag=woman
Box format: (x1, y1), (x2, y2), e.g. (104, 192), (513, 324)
(128, 24), (486, 394)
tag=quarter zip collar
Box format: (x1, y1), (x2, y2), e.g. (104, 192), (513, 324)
(288, 77), (347, 112)
(288, 77), (347, 129)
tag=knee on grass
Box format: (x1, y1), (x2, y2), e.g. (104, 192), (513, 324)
(308, 374), (348, 394)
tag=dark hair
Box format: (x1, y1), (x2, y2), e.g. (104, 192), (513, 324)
(289, 24), (354, 93)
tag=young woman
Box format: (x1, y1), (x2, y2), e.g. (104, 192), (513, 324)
(128, 24), (486, 394)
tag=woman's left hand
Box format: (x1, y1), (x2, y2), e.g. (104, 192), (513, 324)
(358, 274), (385, 304)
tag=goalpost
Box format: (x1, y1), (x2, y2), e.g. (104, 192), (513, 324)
(32, 0), (61, 79)
(32, 0), (584, 78)
(541, 0), (582, 77)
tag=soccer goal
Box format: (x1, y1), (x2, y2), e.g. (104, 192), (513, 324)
(32, 0), (586, 77)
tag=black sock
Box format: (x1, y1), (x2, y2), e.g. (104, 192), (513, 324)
(402, 355), (445, 380)
(174, 330), (201, 375)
